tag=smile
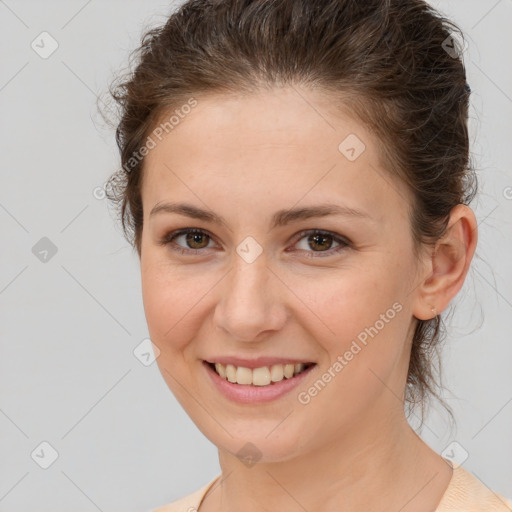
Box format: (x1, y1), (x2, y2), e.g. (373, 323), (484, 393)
(206, 361), (315, 386)
(203, 360), (317, 404)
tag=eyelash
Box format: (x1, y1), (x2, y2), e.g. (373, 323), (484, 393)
(158, 228), (351, 258)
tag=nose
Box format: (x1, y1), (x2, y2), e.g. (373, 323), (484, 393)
(213, 251), (288, 342)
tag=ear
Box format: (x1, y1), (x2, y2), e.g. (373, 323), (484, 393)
(412, 204), (478, 321)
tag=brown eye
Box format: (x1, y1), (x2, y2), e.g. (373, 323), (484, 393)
(184, 231), (210, 249)
(292, 229), (350, 257)
(307, 233), (334, 251)
(160, 228), (216, 254)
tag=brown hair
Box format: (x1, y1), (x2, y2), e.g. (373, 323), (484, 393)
(104, 0), (475, 427)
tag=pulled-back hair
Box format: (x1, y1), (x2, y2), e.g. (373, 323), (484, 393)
(104, 0), (475, 427)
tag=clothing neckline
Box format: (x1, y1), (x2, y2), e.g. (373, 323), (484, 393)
(434, 458), (456, 511)
(197, 458), (458, 511)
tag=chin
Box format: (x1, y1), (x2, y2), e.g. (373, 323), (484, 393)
(201, 420), (311, 465)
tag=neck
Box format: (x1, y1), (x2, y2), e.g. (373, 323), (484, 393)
(203, 410), (453, 512)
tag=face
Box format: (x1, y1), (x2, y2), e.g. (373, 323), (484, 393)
(139, 86), (424, 464)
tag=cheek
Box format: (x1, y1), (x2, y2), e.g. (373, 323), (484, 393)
(292, 260), (404, 338)
(289, 262), (409, 395)
(141, 257), (182, 346)
(141, 261), (208, 403)
(140, 257), (216, 355)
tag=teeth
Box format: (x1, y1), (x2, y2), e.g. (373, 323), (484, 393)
(284, 363), (295, 379)
(226, 364), (237, 383)
(236, 366), (253, 385)
(211, 362), (310, 385)
(215, 363), (226, 379)
(270, 364), (284, 382)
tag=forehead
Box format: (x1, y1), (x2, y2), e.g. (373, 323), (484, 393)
(141, 87), (410, 224)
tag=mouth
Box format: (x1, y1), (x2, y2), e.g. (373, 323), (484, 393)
(204, 360), (317, 386)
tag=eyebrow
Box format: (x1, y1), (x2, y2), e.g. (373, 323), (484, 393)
(149, 201), (372, 229)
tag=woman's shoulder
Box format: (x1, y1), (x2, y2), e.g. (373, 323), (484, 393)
(150, 474), (221, 512)
(436, 461), (512, 511)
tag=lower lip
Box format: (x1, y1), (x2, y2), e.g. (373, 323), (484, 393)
(203, 361), (316, 404)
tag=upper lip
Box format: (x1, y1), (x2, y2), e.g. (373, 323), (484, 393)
(204, 356), (316, 369)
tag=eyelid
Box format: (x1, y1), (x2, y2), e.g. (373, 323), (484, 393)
(290, 229), (351, 247)
(159, 227), (220, 251)
(287, 229), (351, 256)
(160, 227), (351, 256)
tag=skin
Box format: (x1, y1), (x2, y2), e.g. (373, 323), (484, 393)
(139, 86), (477, 512)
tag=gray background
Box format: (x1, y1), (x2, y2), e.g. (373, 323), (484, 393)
(0, 0), (511, 510)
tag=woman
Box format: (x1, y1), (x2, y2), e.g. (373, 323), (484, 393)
(105, 0), (512, 510)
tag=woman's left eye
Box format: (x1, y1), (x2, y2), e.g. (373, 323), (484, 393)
(291, 229), (350, 257)
(159, 228), (350, 257)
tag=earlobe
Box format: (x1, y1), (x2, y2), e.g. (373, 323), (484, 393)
(412, 204), (478, 321)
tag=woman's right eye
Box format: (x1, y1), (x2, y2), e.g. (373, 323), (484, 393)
(159, 228), (216, 255)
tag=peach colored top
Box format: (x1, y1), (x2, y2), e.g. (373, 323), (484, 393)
(152, 460), (512, 512)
